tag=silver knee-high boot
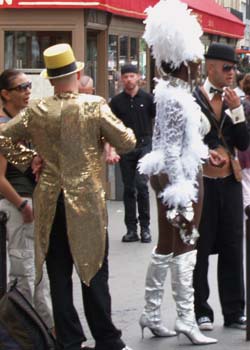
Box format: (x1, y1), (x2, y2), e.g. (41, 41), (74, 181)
(171, 250), (217, 345)
(139, 248), (176, 338)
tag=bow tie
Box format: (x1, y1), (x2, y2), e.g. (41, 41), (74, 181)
(209, 87), (223, 95)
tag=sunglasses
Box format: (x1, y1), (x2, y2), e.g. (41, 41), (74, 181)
(222, 64), (237, 73)
(7, 81), (32, 92)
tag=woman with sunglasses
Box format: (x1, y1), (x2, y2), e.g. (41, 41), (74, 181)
(0, 69), (54, 331)
(193, 43), (249, 330)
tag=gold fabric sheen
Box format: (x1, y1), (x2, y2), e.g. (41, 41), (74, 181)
(0, 136), (36, 171)
(0, 93), (136, 285)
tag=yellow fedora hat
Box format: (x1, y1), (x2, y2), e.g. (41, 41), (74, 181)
(40, 43), (84, 79)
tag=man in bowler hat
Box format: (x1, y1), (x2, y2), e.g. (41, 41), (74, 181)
(0, 43), (136, 350)
(193, 42), (249, 331)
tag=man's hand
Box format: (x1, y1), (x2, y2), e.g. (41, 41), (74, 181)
(223, 87), (241, 110)
(31, 155), (43, 182)
(21, 202), (34, 223)
(209, 149), (227, 168)
(104, 143), (120, 164)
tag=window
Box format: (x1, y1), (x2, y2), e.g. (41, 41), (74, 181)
(139, 38), (147, 89)
(130, 37), (138, 65)
(119, 36), (128, 66)
(108, 35), (119, 98)
(108, 34), (148, 98)
(5, 31), (72, 70)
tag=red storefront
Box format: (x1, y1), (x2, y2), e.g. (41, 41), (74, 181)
(0, 0), (245, 98)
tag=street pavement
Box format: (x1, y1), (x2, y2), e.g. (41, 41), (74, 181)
(73, 189), (249, 350)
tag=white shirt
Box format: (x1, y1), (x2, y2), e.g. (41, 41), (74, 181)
(203, 78), (245, 124)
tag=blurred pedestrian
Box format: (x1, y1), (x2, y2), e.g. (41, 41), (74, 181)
(234, 72), (245, 98)
(78, 75), (95, 95)
(238, 73), (250, 209)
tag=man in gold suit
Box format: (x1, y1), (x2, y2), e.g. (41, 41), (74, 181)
(0, 43), (136, 350)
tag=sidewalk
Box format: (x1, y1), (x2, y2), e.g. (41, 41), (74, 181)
(73, 193), (249, 350)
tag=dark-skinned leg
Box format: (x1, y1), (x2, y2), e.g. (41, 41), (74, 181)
(170, 176), (217, 344)
(139, 175), (176, 338)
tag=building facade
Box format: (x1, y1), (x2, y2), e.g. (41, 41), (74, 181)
(0, 0), (245, 100)
(0, 0), (245, 199)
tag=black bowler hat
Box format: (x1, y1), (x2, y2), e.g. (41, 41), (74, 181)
(121, 64), (138, 75)
(205, 42), (238, 63)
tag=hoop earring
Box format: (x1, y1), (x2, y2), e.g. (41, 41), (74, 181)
(159, 66), (168, 79)
(187, 64), (193, 92)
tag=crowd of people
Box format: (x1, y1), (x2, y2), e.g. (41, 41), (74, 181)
(0, 0), (249, 349)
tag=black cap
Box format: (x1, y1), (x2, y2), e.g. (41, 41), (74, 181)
(121, 64), (138, 75)
(204, 43), (238, 63)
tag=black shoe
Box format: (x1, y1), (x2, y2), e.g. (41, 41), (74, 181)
(140, 228), (152, 243)
(224, 315), (246, 330)
(122, 231), (139, 242)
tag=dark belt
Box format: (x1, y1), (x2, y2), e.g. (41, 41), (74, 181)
(203, 174), (234, 182)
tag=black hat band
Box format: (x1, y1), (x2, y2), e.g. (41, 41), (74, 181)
(47, 61), (77, 77)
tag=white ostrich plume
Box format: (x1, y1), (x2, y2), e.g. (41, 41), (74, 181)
(143, 0), (204, 69)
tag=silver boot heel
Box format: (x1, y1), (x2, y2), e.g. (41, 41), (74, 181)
(171, 251), (217, 345)
(139, 248), (176, 338)
(175, 318), (217, 345)
(139, 313), (176, 338)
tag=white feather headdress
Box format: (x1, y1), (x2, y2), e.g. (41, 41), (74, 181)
(143, 0), (204, 69)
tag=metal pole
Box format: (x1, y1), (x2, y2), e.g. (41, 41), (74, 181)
(245, 205), (250, 341)
(0, 211), (7, 299)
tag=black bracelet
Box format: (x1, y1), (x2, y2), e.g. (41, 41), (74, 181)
(18, 199), (28, 212)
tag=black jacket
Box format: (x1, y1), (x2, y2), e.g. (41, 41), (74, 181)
(193, 86), (249, 155)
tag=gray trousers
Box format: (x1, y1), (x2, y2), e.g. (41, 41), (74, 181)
(0, 197), (54, 329)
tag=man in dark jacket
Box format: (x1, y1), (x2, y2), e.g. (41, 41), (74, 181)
(110, 64), (155, 243)
(193, 43), (249, 331)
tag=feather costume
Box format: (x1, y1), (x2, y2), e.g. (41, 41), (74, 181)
(139, 0), (209, 210)
(139, 77), (208, 208)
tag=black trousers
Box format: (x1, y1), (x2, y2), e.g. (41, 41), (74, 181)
(46, 199), (125, 350)
(119, 143), (151, 232)
(193, 175), (245, 323)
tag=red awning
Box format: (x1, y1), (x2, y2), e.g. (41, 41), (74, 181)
(182, 0), (245, 39)
(0, 0), (151, 17)
(0, 0), (245, 38)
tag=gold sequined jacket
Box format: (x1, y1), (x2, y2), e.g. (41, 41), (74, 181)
(0, 93), (136, 285)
